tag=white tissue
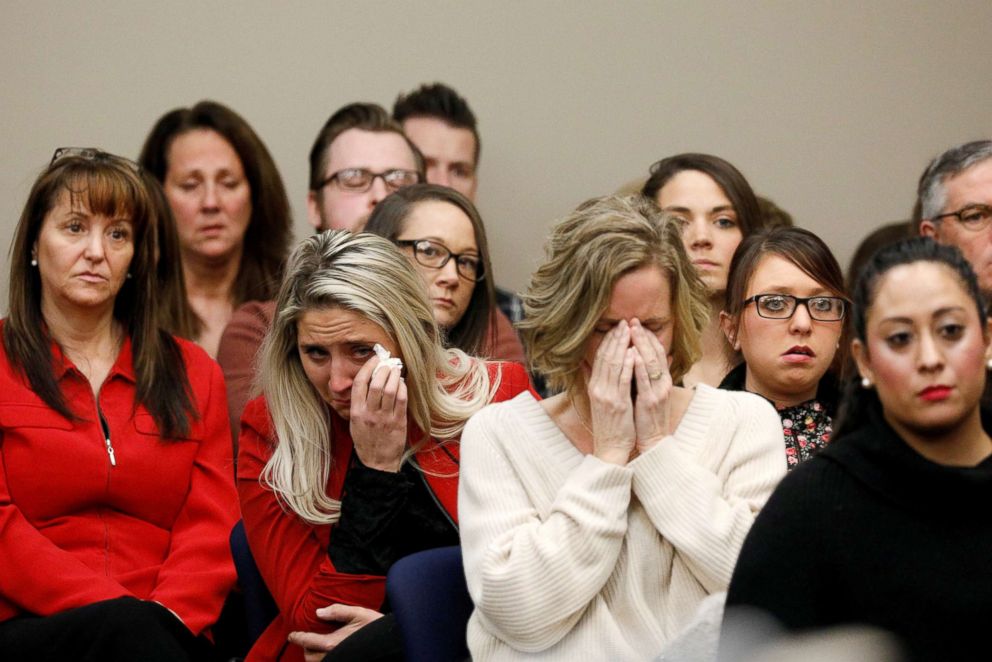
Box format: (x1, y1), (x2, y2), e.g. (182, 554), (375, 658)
(372, 343), (403, 376)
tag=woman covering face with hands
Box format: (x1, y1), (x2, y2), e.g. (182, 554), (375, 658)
(236, 231), (533, 662)
(457, 196), (786, 661)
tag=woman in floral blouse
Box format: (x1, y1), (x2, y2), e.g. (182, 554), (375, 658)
(718, 227), (847, 468)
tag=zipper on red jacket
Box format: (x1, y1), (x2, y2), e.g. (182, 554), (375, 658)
(99, 409), (116, 467)
(93, 385), (116, 468)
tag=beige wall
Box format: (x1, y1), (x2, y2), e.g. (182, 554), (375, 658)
(2, 1), (991, 310)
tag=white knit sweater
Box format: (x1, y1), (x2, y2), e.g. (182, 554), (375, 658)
(458, 385), (786, 661)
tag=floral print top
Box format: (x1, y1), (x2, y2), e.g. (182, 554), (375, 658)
(718, 362), (839, 471)
(778, 400), (832, 470)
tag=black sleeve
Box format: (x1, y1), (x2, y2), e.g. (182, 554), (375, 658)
(724, 460), (837, 632)
(328, 462), (414, 575)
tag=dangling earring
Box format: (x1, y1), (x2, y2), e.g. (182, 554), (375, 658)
(861, 376), (872, 389)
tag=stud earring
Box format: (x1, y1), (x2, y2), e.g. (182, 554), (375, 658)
(861, 376), (872, 389)
(126, 272), (132, 279)
(30, 258), (37, 267)
(986, 358), (992, 370)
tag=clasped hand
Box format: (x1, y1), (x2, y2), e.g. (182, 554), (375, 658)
(587, 319), (673, 465)
(288, 603), (384, 662)
(349, 356), (407, 473)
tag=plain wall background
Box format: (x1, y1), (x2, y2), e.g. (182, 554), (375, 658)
(3, 1), (991, 311)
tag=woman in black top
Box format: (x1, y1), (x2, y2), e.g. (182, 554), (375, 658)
(723, 238), (992, 662)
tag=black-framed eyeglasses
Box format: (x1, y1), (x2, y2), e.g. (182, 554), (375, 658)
(743, 294), (847, 321)
(395, 239), (485, 282)
(317, 168), (422, 193)
(50, 147), (141, 173)
(931, 204), (992, 233)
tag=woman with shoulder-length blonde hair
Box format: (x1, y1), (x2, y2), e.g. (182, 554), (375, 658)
(458, 195), (786, 660)
(237, 230), (533, 662)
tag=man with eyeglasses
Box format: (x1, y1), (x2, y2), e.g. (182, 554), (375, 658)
(307, 102), (424, 232)
(917, 140), (992, 297)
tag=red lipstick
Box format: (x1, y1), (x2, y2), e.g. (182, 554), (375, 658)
(919, 385), (952, 402)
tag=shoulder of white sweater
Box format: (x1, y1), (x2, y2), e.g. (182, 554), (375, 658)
(676, 384), (781, 444)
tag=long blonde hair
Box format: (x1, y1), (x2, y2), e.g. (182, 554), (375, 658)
(259, 230), (495, 525)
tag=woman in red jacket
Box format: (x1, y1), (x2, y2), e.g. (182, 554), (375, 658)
(237, 230), (534, 662)
(0, 148), (239, 661)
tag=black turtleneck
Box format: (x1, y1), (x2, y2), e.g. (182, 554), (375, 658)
(724, 403), (992, 662)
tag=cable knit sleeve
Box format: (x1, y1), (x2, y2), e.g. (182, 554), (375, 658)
(628, 387), (786, 593)
(458, 399), (633, 652)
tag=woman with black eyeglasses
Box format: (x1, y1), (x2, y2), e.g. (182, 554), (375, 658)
(0, 149), (238, 660)
(718, 227), (848, 469)
(364, 183), (525, 363)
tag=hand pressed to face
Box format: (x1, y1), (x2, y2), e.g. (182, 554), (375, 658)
(297, 308), (407, 472)
(630, 319), (674, 452)
(586, 321), (637, 465)
(582, 265), (676, 463)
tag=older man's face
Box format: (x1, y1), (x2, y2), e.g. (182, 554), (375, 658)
(920, 159), (992, 296)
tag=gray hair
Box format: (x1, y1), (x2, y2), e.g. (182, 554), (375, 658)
(917, 140), (992, 224)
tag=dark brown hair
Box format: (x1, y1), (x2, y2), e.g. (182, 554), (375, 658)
(393, 82), (481, 166)
(139, 100), (292, 304)
(363, 184), (495, 356)
(641, 153), (763, 237)
(5, 152), (194, 437)
(723, 226), (849, 372)
(142, 172), (200, 340)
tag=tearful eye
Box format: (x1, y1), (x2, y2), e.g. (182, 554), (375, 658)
(352, 345), (374, 360)
(302, 346), (329, 360)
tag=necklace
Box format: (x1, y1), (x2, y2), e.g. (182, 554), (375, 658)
(567, 391), (593, 436)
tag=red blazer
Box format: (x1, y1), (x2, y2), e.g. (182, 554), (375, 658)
(0, 330), (239, 635)
(238, 361), (535, 662)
